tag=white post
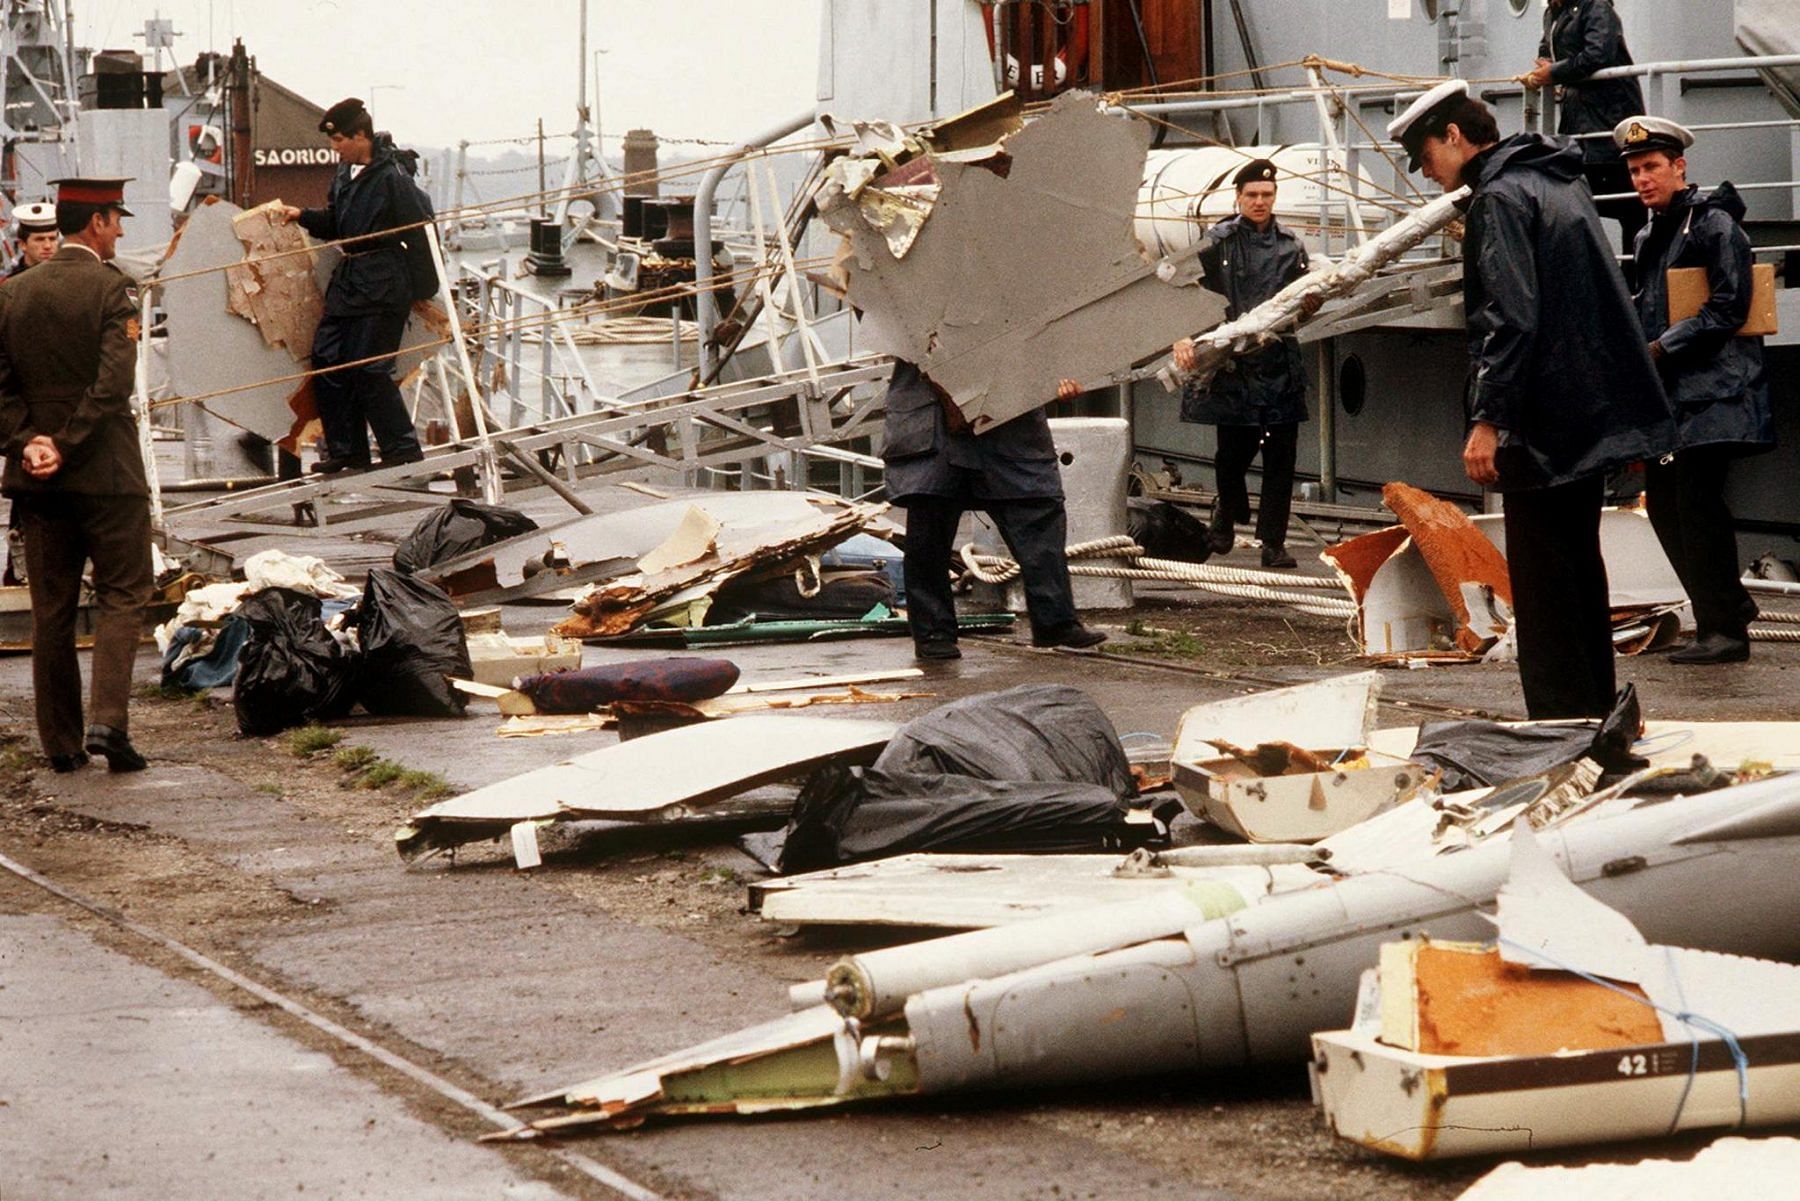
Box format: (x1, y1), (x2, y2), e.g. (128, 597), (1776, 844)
(423, 221), (501, 503)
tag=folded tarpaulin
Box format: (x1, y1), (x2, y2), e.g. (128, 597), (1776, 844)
(1407, 685), (1646, 792)
(513, 658), (741, 713)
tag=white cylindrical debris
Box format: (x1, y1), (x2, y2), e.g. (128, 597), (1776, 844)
(823, 882), (1245, 1020)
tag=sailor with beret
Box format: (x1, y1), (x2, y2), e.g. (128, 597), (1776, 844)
(6, 202), (59, 282)
(1391, 81), (1674, 718)
(1171, 158), (1319, 569)
(1619, 115), (1774, 663)
(0, 177), (155, 771)
(278, 97), (430, 474)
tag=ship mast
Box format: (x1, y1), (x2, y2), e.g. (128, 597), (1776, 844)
(1, 0), (84, 204)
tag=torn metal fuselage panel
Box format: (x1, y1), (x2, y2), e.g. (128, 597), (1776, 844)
(820, 91), (1226, 433)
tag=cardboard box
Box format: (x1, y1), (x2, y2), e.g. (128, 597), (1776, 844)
(1668, 262), (1778, 337)
(1171, 749), (1428, 844)
(465, 632), (581, 688)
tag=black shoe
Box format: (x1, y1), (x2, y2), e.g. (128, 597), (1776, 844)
(84, 724), (148, 773)
(915, 639), (961, 661)
(1032, 622), (1108, 650)
(1261, 544), (1298, 570)
(49, 752), (90, 773)
(378, 448), (426, 468)
(311, 456), (370, 475)
(1207, 508), (1236, 555)
(1669, 633), (1750, 665)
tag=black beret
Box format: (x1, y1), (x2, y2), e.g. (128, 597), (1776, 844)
(319, 97), (367, 136)
(1233, 159), (1277, 189)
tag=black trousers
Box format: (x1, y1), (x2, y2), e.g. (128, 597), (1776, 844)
(1215, 422), (1298, 546)
(901, 496), (1077, 644)
(1503, 475), (1616, 720)
(14, 493), (154, 757)
(1644, 446), (1754, 639)
(311, 307), (421, 463)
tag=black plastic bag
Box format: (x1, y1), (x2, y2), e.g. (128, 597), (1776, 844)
(352, 569), (472, 716)
(1408, 685), (1646, 792)
(874, 684), (1136, 799)
(1127, 498), (1213, 564)
(777, 763), (1132, 874)
(774, 684), (1141, 873)
(233, 589), (360, 736)
(392, 499), (538, 574)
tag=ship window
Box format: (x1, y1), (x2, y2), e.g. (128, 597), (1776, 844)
(1507, 0), (1530, 14)
(1421, 0), (1440, 19)
(1339, 354), (1367, 416)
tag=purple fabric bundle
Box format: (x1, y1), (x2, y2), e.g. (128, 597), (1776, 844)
(514, 658), (741, 714)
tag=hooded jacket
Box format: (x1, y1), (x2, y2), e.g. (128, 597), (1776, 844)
(1461, 133), (1674, 491)
(1179, 214), (1310, 427)
(1539, 0), (1645, 164)
(1631, 182), (1774, 454)
(298, 134), (430, 318)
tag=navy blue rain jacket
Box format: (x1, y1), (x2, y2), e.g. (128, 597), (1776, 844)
(1632, 182), (1775, 455)
(1461, 133), (1674, 491)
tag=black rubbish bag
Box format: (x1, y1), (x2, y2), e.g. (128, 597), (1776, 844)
(776, 763), (1131, 875)
(392, 499), (538, 574)
(874, 683), (1136, 798)
(233, 589), (360, 736)
(1127, 498), (1213, 565)
(352, 568), (472, 717)
(1408, 684), (1647, 792)
(774, 684), (1140, 873)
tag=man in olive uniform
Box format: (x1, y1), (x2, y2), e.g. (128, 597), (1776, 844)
(278, 97), (427, 474)
(881, 361), (1105, 660)
(5, 202), (59, 282)
(0, 177), (153, 771)
(1524, 0), (1648, 261)
(1171, 159), (1319, 569)
(1391, 82), (1674, 719)
(1620, 116), (1775, 663)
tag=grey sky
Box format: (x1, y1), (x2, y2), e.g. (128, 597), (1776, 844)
(86, 2), (821, 151)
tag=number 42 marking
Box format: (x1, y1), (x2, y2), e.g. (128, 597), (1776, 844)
(1618, 1053), (1650, 1076)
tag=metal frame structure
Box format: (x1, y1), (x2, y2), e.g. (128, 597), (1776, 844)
(1, 0), (81, 204)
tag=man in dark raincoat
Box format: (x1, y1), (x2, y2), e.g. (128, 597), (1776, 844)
(1524, 0), (1648, 261)
(1620, 116), (1775, 664)
(880, 361), (1105, 660)
(279, 98), (428, 474)
(1391, 81), (1675, 719)
(1172, 158), (1319, 569)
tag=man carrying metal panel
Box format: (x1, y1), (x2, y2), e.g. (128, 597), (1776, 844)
(1390, 82), (1674, 719)
(4, 203), (60, 282)
(881, 361), (1105, 660)
(278, 97), (427, 475)
(0, 178), (153, 772)
(1170, 160), (1317, 569)
(1619, 116), (1775, 664)
(1523, 0), (1648, 262)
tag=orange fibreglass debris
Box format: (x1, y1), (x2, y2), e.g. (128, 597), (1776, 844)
(1381, 482), (1514, 654)
(1406, 942), (1664, 1058)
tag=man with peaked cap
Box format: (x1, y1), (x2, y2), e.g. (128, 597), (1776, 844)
(1619, 115), (1774, 664)
(277, 97), (428, 474)
(1389, 82), (1674, 719)
(1522, 1), (1648, 262)
(6, 202), (59, 282)
(1170, 158), (1321, 569)
(0, 177), (154, 771)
